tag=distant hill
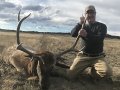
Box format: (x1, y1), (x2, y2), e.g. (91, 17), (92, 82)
(0, 28), (120, 39)
(106, 34), (120, 39)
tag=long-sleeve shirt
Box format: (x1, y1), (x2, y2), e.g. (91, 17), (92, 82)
(71, 21), (107, 54)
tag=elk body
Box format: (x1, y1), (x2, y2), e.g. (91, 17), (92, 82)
(2, 45), (55, 76)
(2, 45), (56, 89)
(2, 11), (83, 90)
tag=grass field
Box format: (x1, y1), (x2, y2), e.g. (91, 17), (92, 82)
(0, 31), (120, 90)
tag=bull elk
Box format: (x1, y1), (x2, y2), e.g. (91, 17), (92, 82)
(2, 10), (86, 90)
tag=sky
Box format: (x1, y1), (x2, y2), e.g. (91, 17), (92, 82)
(0, 0), (120, 36)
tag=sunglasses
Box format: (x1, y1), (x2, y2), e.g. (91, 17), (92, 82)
(86, 10), (96, 14)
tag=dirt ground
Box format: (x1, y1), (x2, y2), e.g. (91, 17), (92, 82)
(0, 31), (120, 90)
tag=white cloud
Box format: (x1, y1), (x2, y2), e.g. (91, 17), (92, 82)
(0, 20), (8, 24)
(51, 16), (69, 23)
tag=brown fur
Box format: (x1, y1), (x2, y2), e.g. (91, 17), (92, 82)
(2, 45), (56, 90)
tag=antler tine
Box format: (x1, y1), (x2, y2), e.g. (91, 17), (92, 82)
(17, 13), (31, 45)
(18, 9), (21, 22)
(56, 16), (87, 57)
(70, 16), (86, 50)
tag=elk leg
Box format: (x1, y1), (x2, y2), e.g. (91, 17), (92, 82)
(28, 60), (38, 76)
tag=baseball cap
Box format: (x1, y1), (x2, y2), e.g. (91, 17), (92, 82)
(85, 5), (96, 13)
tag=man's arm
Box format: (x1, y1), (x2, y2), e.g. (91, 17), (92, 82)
(71, 23), (82, 37)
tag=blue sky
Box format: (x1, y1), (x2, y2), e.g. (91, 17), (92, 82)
(0, 0), (120, 35)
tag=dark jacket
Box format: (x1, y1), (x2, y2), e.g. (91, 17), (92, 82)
(71, 21), (107, 54)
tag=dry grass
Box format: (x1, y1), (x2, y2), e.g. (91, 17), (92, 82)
(0, 31), (120, 90)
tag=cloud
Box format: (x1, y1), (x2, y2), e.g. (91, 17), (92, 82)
(0, 0), (120, 35)
(0, 12), (16, 22)
(0, 2), (16, 10)
(0, 20), (8, 24)
(6, 0), (48, 6)
(22, 5), (44, 11)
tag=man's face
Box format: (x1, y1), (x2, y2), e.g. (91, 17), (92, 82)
(85, 10), (96, 24)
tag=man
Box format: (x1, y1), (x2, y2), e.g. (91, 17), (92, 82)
(69, 5), (112, 80)
(52, 5), (112, 83)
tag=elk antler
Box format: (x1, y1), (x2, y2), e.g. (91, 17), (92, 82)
(56, 16), (86, 57)
(16, 10), (36, 57)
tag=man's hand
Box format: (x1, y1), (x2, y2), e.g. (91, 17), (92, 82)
(78, 29), (87, 37)
(80, 15), (85, 24)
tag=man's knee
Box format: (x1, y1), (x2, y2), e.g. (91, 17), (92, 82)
(94, 60), (112, 78)
(105, 65), (113, 77)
